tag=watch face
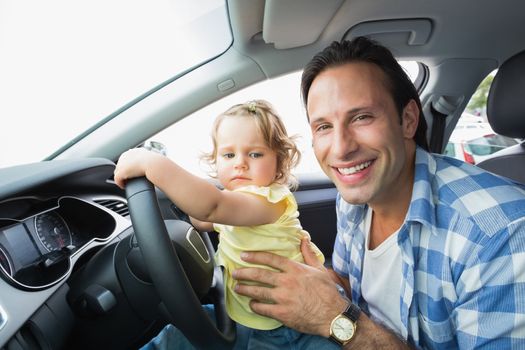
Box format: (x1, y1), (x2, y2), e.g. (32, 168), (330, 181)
(333, 316), (355, 341)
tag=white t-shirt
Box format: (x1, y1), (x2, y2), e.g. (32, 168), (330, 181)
(360, 209), (404, 336)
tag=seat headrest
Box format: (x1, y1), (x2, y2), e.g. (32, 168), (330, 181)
(487, 51), (525, 138)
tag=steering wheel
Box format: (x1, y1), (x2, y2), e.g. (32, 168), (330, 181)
(125, 177), (235, 349)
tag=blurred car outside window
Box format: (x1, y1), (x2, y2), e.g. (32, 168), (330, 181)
(444, 71), (520, 165)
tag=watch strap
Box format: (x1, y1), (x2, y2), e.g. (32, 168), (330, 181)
(343, 301), (361, 322)
(329, 335), (345, 347)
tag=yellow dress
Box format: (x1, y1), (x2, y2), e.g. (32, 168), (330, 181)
(213, 183), (325, 330)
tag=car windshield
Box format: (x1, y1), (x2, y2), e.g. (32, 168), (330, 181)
(0, 0), (231, 169)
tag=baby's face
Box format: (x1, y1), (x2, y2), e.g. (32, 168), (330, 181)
(215, 116), (278, 190)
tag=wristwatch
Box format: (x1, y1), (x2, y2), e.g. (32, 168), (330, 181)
(329, 298), (361, 346)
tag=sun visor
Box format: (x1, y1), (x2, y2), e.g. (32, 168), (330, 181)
(343, 19), (433, 47)
(262, 0), (344, 49)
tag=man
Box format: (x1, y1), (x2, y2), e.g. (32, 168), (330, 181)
(233, 36), (525, 349)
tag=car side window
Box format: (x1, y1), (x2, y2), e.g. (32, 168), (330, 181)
(443, 143), (456, 158)
(444, 71), (519, 164)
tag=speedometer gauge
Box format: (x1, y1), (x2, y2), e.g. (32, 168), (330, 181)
(34, 212), (72, 252)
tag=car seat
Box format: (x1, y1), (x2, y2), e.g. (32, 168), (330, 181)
(476, 50), (525, 184)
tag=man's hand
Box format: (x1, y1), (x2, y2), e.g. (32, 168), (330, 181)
(232, 238), (348, 337)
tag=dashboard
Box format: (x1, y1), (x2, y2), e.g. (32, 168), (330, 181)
(0, 158), (133, 348)
(0, 196), (119, 290)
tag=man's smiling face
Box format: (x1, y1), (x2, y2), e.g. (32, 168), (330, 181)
(307, 62), (418, 207)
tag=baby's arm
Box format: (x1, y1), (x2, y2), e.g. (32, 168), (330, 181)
(114, 148), (285, 226)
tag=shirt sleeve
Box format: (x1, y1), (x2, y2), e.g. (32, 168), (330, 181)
(233, 184), (290, 203)
(332, 194), (350, 278)
(453, 219), (525, 349)
(233, 184), (296, 221)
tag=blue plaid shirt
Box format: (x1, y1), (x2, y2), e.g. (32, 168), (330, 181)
(332, 147), (525, 349)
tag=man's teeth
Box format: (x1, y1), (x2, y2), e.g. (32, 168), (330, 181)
(338, 161), (372, 175)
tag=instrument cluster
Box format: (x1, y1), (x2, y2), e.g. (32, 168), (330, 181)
(0, 196), (117, 289)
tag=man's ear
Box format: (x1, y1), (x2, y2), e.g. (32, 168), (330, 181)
(402, 99), (419, 139)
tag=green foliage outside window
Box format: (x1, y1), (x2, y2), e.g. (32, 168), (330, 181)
(466, 74), (495, 113)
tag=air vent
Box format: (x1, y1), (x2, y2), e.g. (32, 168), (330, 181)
(95, 199), (129, 217)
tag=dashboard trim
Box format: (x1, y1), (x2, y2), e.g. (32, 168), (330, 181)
(0, 304), (6, 331)
(185, 227), (211, 263)
(0, 246), (13, 277)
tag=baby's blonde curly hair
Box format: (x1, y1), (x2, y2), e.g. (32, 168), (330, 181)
(201, 99), (301, 189)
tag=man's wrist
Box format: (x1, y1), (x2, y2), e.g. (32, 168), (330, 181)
(321, 294), (351, 338)
(327, 295), (361, 346)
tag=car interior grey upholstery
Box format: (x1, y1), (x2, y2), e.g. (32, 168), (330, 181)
(476, 50), (525, 185)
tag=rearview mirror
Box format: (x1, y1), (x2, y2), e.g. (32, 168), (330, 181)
(142, 140), (167, 156)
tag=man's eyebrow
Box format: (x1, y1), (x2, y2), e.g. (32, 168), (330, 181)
(309, 115), (326, 124)
(345, 106), (371, 115)
(309, 106), (371, 124)
(308, 115), (333, 127)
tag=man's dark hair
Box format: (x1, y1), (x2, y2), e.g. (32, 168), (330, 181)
(301, 36), (429, 151)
